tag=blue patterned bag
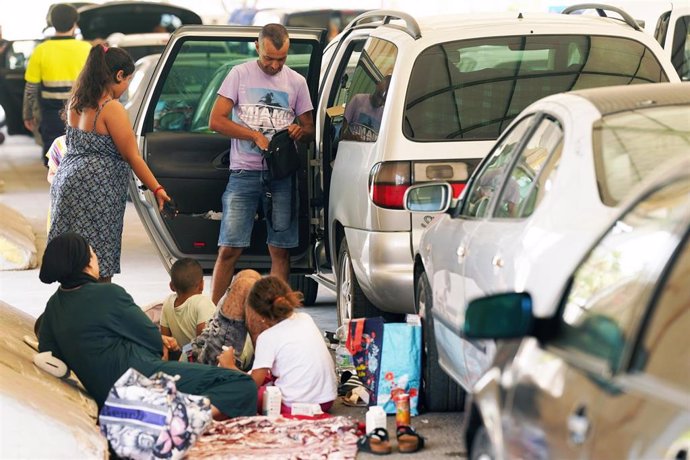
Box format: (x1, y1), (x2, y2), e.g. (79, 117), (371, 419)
(346, 317), (384, 405)
(375, 323), (422, 416)
(99, 368), (212, 460)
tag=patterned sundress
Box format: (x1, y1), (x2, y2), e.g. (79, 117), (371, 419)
(48, 99), (131, 278)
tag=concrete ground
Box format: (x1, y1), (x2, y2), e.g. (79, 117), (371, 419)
(0, 132), (466, 459)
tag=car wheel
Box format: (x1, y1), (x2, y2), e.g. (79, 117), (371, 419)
(470, 425), (495, 460)
(289, 274), (319, 306)
(417, 271), (465, 412)
(336, 238), (382, 325)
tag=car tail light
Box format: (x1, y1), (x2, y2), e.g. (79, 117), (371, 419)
(370, 160), (479, 209)
(413, 161), (476, 198)
(369, 161), (411, 209)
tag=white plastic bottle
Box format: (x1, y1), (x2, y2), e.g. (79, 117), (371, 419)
(365, 406), (387, 434)
(334, 324), (355, 378)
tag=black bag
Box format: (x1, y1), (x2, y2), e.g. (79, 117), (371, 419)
(262, 129), (299, 180)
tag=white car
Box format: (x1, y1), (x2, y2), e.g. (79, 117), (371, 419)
(462, 153), (690, 460)
(406, 82), (690, 409)
(0, 301), (107, 458)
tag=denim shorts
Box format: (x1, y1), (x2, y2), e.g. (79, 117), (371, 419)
(218, 170), (298, 248)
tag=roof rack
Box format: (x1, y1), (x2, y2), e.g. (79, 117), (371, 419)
(342, 9), (421, 40)
(561, 3), (642, 31)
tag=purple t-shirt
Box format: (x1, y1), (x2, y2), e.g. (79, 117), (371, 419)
(217, 60), (313, 170)
(344, 93), (384, 142)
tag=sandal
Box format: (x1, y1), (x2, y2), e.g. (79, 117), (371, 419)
(397, 425), (425, 453)
(338, 370), (367, 396)
(340, 385), (370, 407)
(357, 427), (392, 455)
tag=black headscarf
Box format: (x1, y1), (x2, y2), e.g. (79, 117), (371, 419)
(39, 232), (98, 288)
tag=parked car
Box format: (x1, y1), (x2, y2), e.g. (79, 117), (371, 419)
(318, 9), (678, 330)
(108, 32), (170, 63)
(461, 153), (690, 460)
(125, 9), (678, 333)
(559, 1), (690, 81)
(406, 82), (690, 410)
(0, 301), (107, 458)
(0, 1), (201, 137)
(251, 8), (370, 40)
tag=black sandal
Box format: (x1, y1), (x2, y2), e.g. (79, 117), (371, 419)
(397, 425), (425, 453)
(357, 427), (392, 455)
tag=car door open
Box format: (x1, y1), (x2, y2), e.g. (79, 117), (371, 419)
(129, 26), (325, 277)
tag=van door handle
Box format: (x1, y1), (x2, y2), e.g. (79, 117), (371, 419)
(567, 406), (590, 445)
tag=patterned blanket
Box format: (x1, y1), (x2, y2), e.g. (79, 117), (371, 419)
(187, 415), (359, 459)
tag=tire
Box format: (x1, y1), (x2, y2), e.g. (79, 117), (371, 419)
(417, 271), (465, 412)
(336, 238), (384, 325)
(470, 425), (495, 460)
(289, 274), (319, 306)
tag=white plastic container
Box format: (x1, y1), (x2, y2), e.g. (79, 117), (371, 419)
(365, 406), (387, 434)
(262, 386), (282, 417)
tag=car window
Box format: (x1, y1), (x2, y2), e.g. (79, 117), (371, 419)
(325, 38), (366, 147)
(404, 35), (669, 142)
(553, 178), (690, 372)
(340, 37), (397, 143)
(594, 105), (690, 206)
(671, 15), (690, 80)
(460, 115), (535, 218)
(634, 233), (690, 389)
(494, 116), (563, 218)
(147, 39), (315, 133)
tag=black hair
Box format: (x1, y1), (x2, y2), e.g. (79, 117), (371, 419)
(69, 45), (134, 113)
(170, 258), (203, 294)
(50, 4), (79, 33)
(258, 23), (289, 50)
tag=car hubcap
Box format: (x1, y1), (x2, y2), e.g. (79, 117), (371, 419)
(338, 250), (353, 325)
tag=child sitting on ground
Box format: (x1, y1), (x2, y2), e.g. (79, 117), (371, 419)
(160, 258), (215, 359)
(191, 269), (261, 367)
(219, 276), (337, 415)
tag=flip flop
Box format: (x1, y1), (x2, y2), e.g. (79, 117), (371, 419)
(397, 425), (425, 454)
(357, 427), (392, 455)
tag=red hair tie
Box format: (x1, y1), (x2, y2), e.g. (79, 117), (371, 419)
(102, 44), (109, 53)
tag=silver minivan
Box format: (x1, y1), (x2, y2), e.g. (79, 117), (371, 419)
(127, 8), (677, 319)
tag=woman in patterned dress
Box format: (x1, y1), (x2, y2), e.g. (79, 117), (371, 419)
(48, 45), (170, 281)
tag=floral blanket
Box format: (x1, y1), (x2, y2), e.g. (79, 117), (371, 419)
(187, 415), (359, 459)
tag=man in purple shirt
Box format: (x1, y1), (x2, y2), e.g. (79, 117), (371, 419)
(209, 24), (315, 304)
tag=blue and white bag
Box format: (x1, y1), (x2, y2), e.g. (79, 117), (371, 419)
(375, 322), (422, 416)
(99, 368), (212, 460)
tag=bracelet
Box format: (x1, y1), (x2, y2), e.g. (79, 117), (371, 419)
(153, 185), (165, 197)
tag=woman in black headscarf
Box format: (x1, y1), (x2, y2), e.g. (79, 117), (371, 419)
(37, 232), (257, 419)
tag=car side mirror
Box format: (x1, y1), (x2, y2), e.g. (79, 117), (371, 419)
(403, 182), (453, 213)
(464, 292), (534, 339)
